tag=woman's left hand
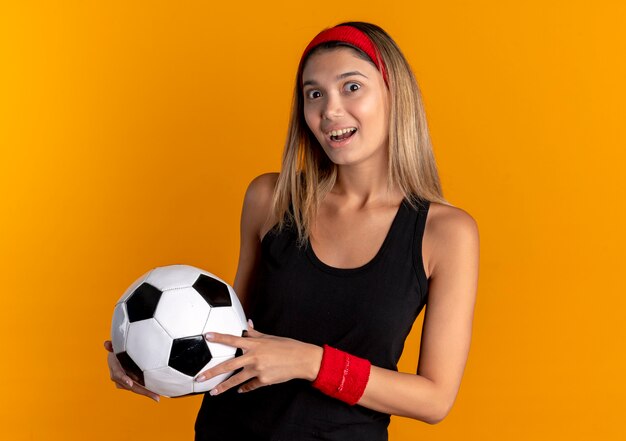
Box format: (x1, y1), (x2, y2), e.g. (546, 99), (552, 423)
(195, 320), (323, 395)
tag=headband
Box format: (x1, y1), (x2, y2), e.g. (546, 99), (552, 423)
(299, 25), (388, 86)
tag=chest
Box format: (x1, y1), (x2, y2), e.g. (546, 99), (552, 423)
(309, 204), (401, 269)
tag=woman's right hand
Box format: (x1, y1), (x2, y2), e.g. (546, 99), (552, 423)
(104, 340), (160, 402)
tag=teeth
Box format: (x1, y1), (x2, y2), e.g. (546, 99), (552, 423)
(329, 127), (356, 137)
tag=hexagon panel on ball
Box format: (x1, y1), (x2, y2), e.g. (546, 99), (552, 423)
(203, 307), (246, 358)
(145, 264), (203, 291)
(144, 366), (194, 397)
(154, 287), (211, 339)
(126, 319), (172, 371)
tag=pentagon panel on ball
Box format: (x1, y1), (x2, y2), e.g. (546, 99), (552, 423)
(110, 265), (248, 397)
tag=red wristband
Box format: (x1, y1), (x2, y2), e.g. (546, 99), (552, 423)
(312, 344), (371, 405)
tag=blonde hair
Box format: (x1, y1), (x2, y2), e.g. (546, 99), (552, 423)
(272, 21), (449, 247)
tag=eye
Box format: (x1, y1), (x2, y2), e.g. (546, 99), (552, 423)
(305, 89), (322, 99)
(344, 82), (361, 92)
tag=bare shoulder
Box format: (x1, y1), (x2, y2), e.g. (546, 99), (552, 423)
(423, 202), (480, 278)
(426, 202), (479, 236)
(242, 172), (280, 242)
(245, 172), (279, 202)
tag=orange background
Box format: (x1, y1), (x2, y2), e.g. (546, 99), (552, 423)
(1, 1), (625, 439)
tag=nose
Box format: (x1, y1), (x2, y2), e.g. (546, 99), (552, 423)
(321, 92), (343, 120)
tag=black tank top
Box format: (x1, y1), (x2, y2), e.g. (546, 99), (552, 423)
(195, 197), (430, 441)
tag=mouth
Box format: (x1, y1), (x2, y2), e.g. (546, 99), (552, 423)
(327, 127), (357, 142)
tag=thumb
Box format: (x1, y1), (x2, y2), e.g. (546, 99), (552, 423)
(104, 340), (113, 352)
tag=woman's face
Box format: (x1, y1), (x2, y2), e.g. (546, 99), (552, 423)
(301, 47), (390, 168)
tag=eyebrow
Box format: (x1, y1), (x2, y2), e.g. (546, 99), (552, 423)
(302, 71), (369, 87)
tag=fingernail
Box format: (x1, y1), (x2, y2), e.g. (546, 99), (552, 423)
(125, 379), (133, 387)
(237, 388), (243, 393)
(151, 395), (160, 403)
(195, 375), (205, 382)
(247, 319), (254, 328)
(204, 333), (214, 340)
(209, 389), (218, 396)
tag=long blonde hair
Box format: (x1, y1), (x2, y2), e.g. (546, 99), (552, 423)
(272, 21), (449, 247)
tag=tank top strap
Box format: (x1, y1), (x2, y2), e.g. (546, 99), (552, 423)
(412, 198), (430, 299)
(372, 197), (428, 300)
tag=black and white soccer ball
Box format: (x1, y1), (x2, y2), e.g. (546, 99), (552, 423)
(110, 264), (247, 397)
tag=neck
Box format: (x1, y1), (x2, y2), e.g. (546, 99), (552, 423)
(332, 162), (402, 208)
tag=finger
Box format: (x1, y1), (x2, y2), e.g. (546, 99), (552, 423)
(113, 380), (133, 390)
(114, 377), (160, 402)
(109, 363), (134, 388)
(208, 370), (255, 396)
(111, 373), (133, 390)
(112, 372), (134, 389)
(195, 355), (246, 382)
(238, 378), (266, 394)
(109, 356), (134, 388)
(204, 332), (250, 349)
(247, 319), (254, 329)
(128, 383), (161, 402)
(104, 340), (113, 352)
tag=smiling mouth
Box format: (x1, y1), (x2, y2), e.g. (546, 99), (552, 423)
(329, 127), (357, 142)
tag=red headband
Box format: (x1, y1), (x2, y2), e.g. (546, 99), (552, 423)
(299, 25), (388, 86)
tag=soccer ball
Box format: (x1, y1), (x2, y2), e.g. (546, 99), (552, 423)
(110, 264), (247, 397)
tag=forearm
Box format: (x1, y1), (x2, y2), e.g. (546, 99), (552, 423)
(357, 366), (447, 424)
(201, 334), (450, 424)
(302, 344), (448, 424)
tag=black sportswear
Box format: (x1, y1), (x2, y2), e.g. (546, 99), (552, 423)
(195, 197), (430, 441)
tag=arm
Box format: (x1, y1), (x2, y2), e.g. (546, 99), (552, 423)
(103, 172), (278, 402)
(357, 207), (480, 423)
(231, 172), (279, 315)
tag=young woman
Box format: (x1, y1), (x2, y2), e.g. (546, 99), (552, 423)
(106, 21), (479, 440)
